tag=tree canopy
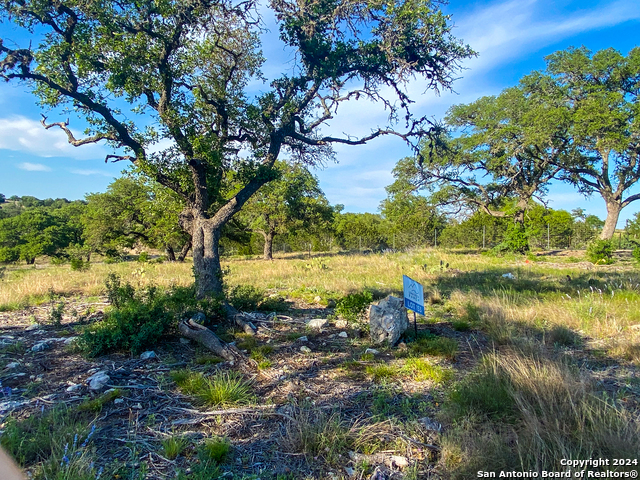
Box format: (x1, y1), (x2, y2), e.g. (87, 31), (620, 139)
(522, 47), (640, 239)
(0, 0), (474, 296)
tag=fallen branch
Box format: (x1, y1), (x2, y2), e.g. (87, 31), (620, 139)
(178, 318), (249, 366)
(170, 405), (297, 425)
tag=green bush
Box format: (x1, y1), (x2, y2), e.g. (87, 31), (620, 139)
(81, 275), (224, 356)
(137, 251), (149, 263)
(586, 239), (615, 264)
(227, 284), (286, 312)
(228, 284), (264, 311)
(335, 290), (373, 322)
(632, 245), (640, 265)
(70, 256), (90, 271)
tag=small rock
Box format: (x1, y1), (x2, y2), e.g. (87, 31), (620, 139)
(502, 273), (515, 279)
(63, 336), (79, 345)
(326, 299), (337, 308)
(418, 416), (442, 433)
(140, 351), (157, 360)
(313, 295), (322, 303)
(300, 346), (312, 354)
(66, 384), (82, 393)
(338, 331), (348, 338)
(364, 348), (379, 355)
(87, 371), (110, 391)
(87, 368), (99, 375)
(5, 362), (20, 369)
(25, 324), (41, 331)
(335, 319), (348, 329)
(31, 341), (52, 352)
(191, 312), (207, 323)
(179, 338), (191, 344)
(132, 403), (142, 409)
(306, 318), (327, 330)
(297, 336), (308, 342)
(114, 398), (124, 405)
(344, 467), (356, 477)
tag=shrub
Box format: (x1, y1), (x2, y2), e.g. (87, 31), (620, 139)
(632, 245), (640, 265)
(335, 290), (373, 322)
(228, 284), (264, 311)
(70, 257), (90, 271)
(137, 251), (150, 263)
(586, 239), (615, 264)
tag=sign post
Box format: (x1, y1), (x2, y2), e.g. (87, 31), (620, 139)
(403, 275), (425, 338)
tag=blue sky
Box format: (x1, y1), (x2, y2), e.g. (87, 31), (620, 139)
(1, 0), (639, 226)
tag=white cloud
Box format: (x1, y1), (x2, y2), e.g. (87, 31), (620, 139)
(17, 162), (52, 172)
(69, 169), (115, 177)
(455, 0), (640, 74)
(0, 116), (109, 160)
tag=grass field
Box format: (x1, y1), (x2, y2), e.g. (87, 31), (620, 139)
(0, 249), (639, 479)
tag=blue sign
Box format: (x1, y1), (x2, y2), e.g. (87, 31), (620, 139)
(403, 275), (424, 315)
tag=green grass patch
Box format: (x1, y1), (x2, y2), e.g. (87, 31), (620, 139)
(365, 363), (401, 383)
(170, 370), (254, 407)
(404, 358), (454, 383)
(161, 435), (190, 460)
(408, 334), (458, 359)
(199, 436), (231, 463)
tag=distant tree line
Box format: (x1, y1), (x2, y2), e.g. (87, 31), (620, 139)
(3, 166), (632, 265)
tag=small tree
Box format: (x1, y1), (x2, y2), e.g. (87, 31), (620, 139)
(84, 175), (190, 260)
(0, 0), (474, 297)
(241, 162), (332, 260)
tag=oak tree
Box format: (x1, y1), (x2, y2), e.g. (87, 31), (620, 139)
(0, 0), (473, 296)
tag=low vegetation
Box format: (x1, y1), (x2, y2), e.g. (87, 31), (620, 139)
(1, 249), (639, 479)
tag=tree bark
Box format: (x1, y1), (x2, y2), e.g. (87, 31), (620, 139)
(262, 230), (275, 260)
(165, 245), (176, 262)
(192, 219), (224, 298)
(600, 200), (622, 240)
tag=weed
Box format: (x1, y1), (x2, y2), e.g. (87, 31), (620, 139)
(366, 364), (400, 383)
(0, 406), (93, 467)
(408, 334), (458, 359)
(404, 358), (454, 383)
(77, 389), (122, 413)
(199, 436), (231, 463)
(278, 407), (351, 464)
(451, 320), (471, 332)
(161, 435), (189, 460)
(171, 370), (254, 407)
(546, 325), (581, 347)
(446, 355), (516, 421)
(335, 290), (373, 322)
(195, 355), (223, 365)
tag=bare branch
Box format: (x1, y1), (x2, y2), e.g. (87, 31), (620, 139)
(41, 115), (118, 146)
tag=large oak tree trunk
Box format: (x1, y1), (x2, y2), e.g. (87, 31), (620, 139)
(600, 200), (622, 240)
(192, 220), (225, 298)
(262, 230), (275, 260)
